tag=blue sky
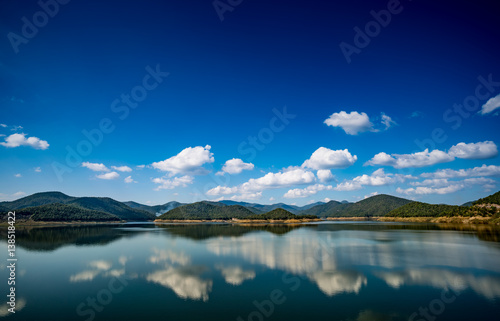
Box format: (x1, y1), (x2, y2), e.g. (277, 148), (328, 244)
(1, 0), (499, 205)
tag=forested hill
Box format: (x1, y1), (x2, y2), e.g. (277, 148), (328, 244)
(157, 201), (256, 220)
(299, 194), (411, 217)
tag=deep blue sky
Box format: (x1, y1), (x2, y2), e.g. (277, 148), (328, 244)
(1, 0), (499, 205)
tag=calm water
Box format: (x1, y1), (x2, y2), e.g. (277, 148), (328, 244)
(1, 222), (500, 321)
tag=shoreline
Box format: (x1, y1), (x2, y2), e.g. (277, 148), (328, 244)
(2, 217), (498, 227)
(154, 218), (323, 224)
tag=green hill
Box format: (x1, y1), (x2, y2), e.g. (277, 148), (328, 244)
(385, 202), (469, 217)
(0, 191), (76, 210)
(158, 201), (256, 220)
(67, 197), (155, 221)
(2, 203), (120, 222)
(246, 208), (317, 220)
(386, 190), (500, 219)
(299, 194), (411, 217)
(474, 191), (500, 205)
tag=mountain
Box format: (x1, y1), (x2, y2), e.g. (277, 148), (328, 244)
(299, 201), (326, 211)
(123, 201), (184, 216)
(4, 203), (120, 222)
(158, 201), (256, 220)
(299, 194), (411, 217)
(0, 191), (76, 210)
(299, 200), (343, 217)
(67, 197), (155, 221)
(246, 208), (317, 220)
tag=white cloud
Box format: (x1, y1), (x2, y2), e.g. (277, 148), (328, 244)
(448, 141), (497, 159)
(152, 145), (214, 175)
(421, 164), (500, 179)
(334, 168), (413, 191)
(0, 124), (6, 128)
(34, 167), (41, 172)
(480, 93), (500, 115)
(324, 111), (374, 135)
(124, 176), (137, 183)
(283, 184), (333, 198)
(366, 149), (453, 168)
(381, 114), (397, 129)
(397, 184), (464, 196)
(411, 177), (495, 189)
(0, 133), (49, 150)
(229, 192), (262, 201)
(153, 175), (194, 190)
(14, 173), (21, 178)
(317, 169), (335, 183)
(302, 147), (357, 170)
(269, 197), (275, 201)
(136, 165), (146, 169)
(111, 165), (132, 172)
(367, 142), (498, 168)
(82, 162), (109, 172)
(206, 186), (238, 196)
(207, 168), (316, 197)
(96, 171), (120, 180)
(216, 158), (254, 175)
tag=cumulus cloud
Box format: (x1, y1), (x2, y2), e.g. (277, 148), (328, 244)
(152, 145), (214, 175)
(0, 133), (49, 150)
(480, 93), (500, 115)
(334, 168), (413, 191)
(14, 173), (21, 178)
(82, 162), (109, 172)
(207, 168), (315, 198)
(324, 111), (374, 135)
(448, 141), (497, 159)
(317, 169), (335, 183)
(216, 158), (254, 175)
(366, 141), (498, 169)
(302, 147), (357, 170)
(111, 165), (132, 172)
(96, 171), (120, 180)
(124, 176), (137, 183)
(283, 184), (333, 198)
(421, 164), (500, 179)
(397, 184), (465, 196)
(34, 167), (41, 172)
(152, 175), (194, 190)
(366, 149), (453, 168)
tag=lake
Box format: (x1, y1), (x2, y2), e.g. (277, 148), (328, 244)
(1, 222), (500, 321)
